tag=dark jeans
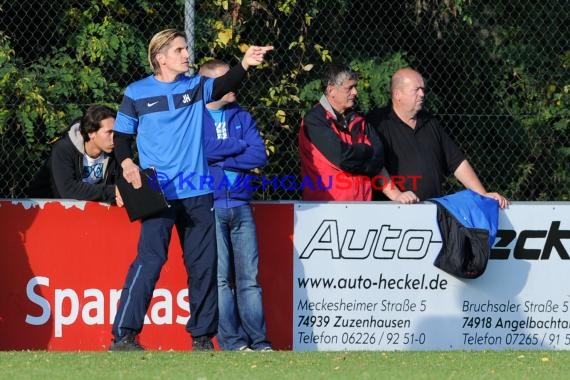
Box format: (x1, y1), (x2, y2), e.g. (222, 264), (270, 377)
(112, 193), (218, 340)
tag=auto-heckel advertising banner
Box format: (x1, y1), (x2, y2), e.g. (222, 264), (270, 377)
(293, 202), (570, 351)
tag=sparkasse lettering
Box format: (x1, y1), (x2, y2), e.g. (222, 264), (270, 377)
(25, 276), (190, 338)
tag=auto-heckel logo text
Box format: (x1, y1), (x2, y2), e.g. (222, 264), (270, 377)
(491, 221), (569, 260)
(299, 220), (441, 260)
(299, 220), (570, 261)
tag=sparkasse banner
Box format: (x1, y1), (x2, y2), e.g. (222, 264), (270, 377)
(0, 200), (293, 351)
(293, 202), (570, 351)
(1, 200), (569, 351)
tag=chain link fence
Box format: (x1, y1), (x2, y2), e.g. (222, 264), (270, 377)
(1, 0), (568, 201)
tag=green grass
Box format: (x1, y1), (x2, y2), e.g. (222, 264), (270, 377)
(1, 351), (569, 379)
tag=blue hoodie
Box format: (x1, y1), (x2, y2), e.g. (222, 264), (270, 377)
(203, 103), (267, 208)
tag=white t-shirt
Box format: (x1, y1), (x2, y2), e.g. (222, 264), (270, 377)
(209, 108), (239, 184)
(82, 154), (105, 184)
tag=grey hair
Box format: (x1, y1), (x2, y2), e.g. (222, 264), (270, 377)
(321, 64), (358, 93)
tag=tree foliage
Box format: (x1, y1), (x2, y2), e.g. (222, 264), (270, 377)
(0, 0), (567, 200)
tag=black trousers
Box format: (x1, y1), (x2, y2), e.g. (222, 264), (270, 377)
(112, 193), (218, 340)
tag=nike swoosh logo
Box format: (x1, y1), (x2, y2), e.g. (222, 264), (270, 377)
(147, 101), (159, 107)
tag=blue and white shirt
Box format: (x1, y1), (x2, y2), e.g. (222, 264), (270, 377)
(114, 74), (215, 200)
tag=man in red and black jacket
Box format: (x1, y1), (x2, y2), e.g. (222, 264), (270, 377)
(299, 64), (384, 201)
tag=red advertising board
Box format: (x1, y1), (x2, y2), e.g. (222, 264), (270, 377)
(0, 200), (293, 351)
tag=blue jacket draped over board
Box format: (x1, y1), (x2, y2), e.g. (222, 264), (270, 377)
(429, 189), (499, 278)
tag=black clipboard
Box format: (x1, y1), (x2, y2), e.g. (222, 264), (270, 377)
(116, 167), (169, 222)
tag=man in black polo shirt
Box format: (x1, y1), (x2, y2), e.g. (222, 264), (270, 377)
(367, 68), (508, 208)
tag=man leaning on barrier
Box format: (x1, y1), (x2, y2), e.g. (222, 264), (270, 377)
(367, 68), (508, 208)
(26, 104), (123, 205)
(298, 63), (384, 201)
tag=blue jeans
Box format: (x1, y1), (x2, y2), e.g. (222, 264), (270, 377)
(215, 204), (271, 350)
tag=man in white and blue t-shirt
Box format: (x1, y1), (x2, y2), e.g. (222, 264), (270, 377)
(110, 29), (273, 351)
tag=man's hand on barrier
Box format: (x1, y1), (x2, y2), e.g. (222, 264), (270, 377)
(485, 192), (509, 209)
(394, 191), (420, 204)
(115, 186), (124, 207)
